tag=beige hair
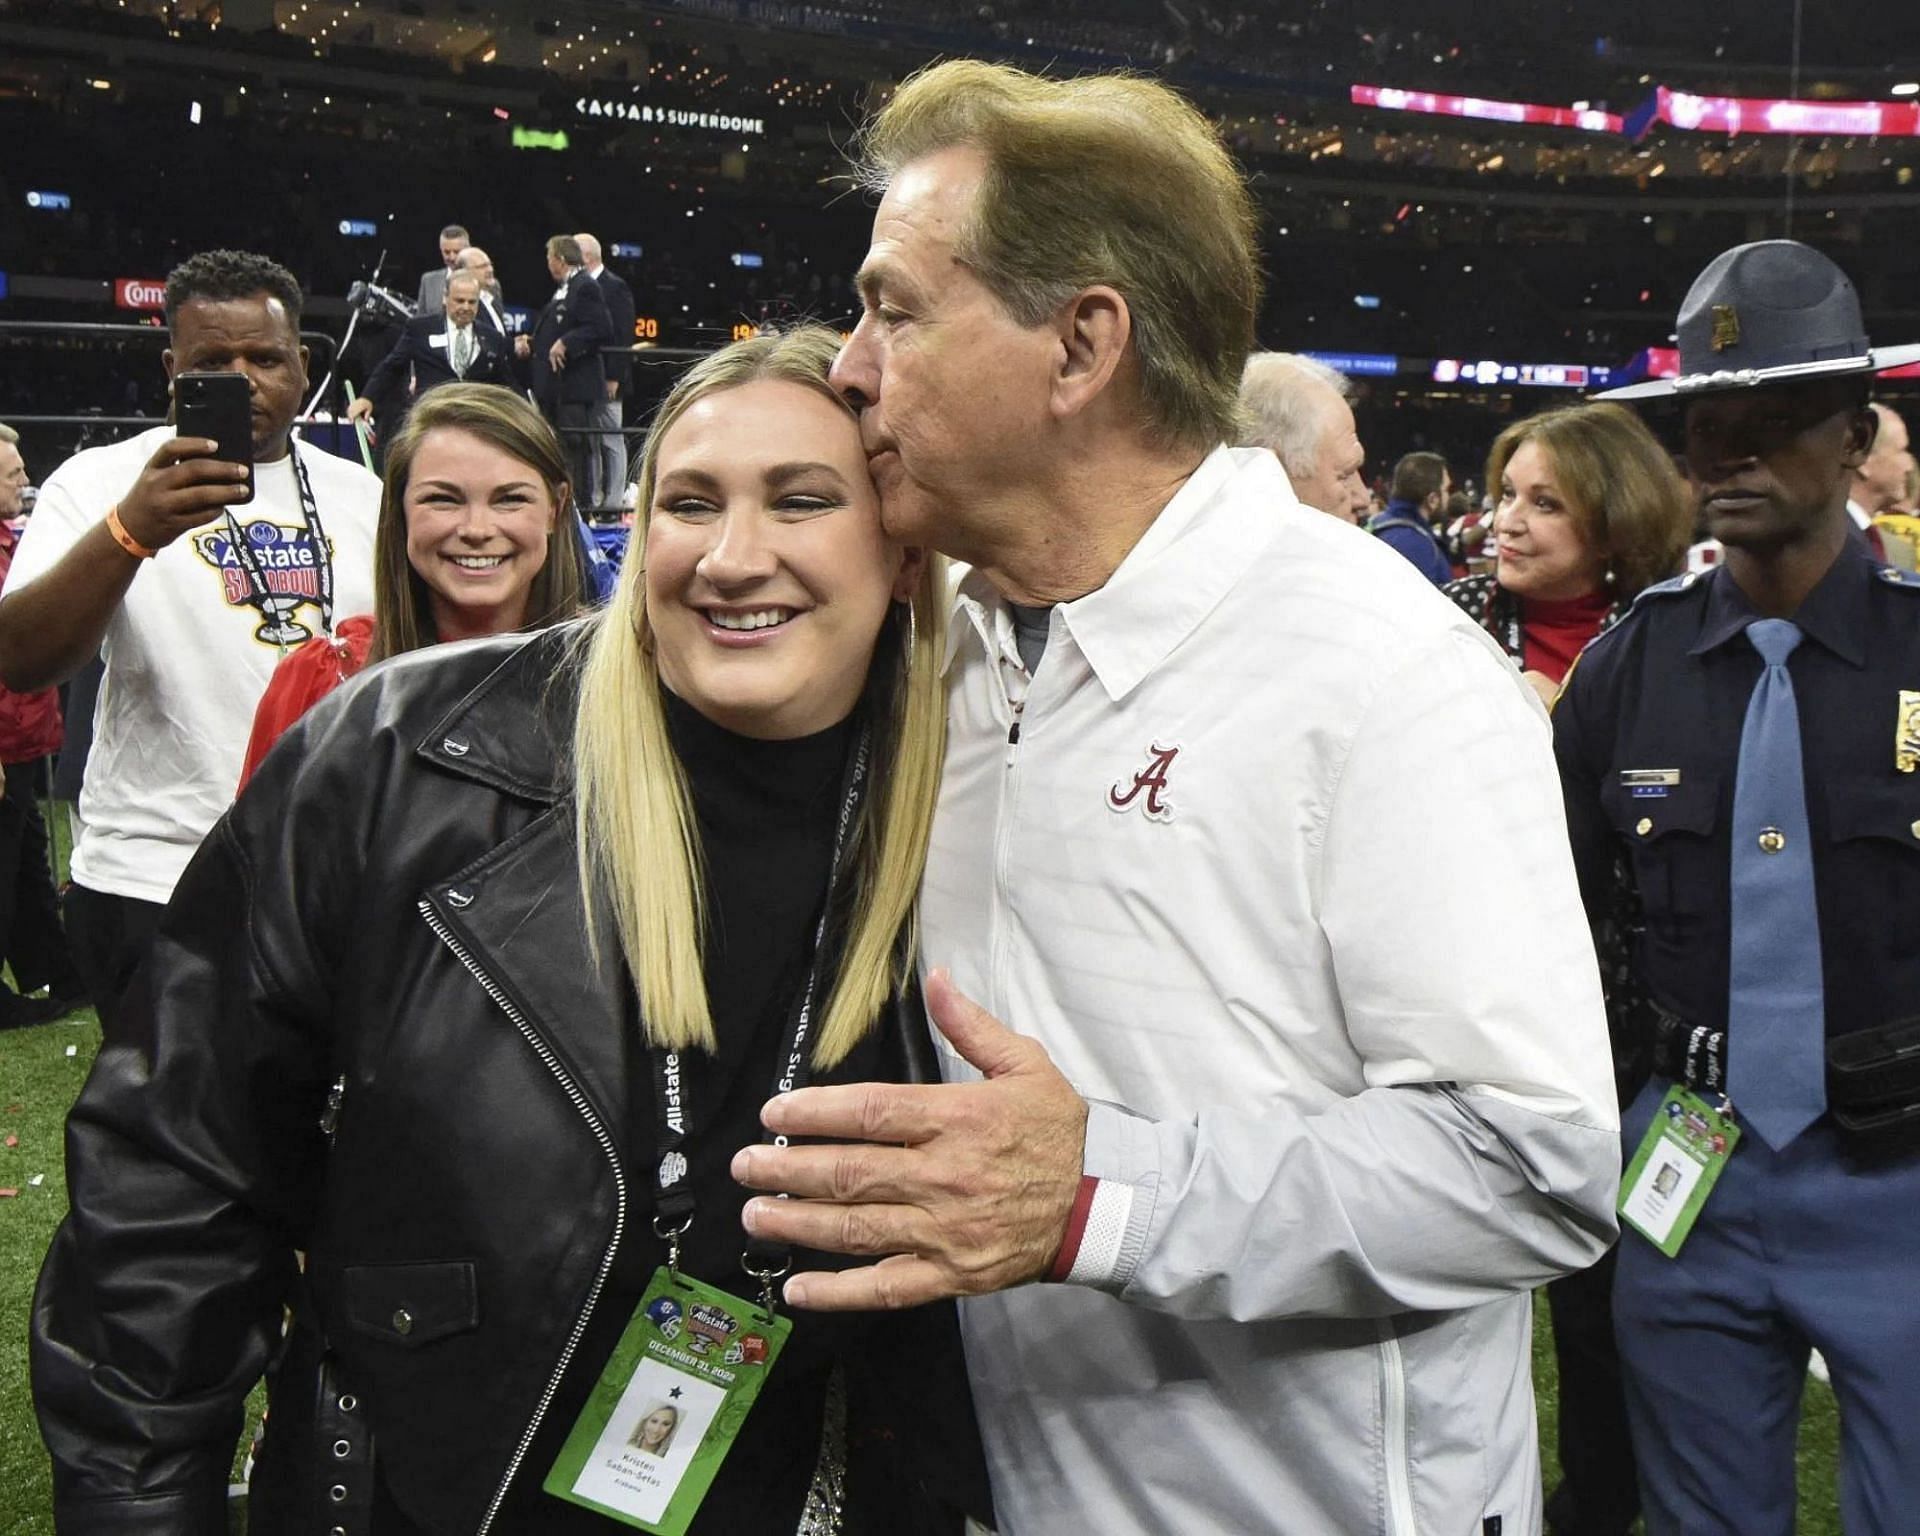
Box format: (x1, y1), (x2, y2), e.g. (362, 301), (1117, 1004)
(367, 383), (586, 663)
(572, 325), (948, 1067)
(1486, 402), (1693, 600)
(854, 59), (1259, 451)
(1237, 353), (1350, 478)
(0, 422), (18, 445)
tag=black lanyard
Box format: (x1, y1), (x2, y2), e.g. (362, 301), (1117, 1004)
(221, 442), (336, 646)
(1495, 584), (1525, 662)
(647, 721), (872, 1313)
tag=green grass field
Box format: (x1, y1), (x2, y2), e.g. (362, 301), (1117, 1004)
(0, 804), (1846, 1535)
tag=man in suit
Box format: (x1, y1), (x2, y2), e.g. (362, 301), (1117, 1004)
(346, 273), (516, 431)
(454, 246), (507, 338)
(514, 235), (611, 500)
(415, 224), (469, 316)
(574, 232), (635, 514)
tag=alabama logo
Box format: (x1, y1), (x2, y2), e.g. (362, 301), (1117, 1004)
(1108, 741), (1180, 822)
(192, 519), (332, 646)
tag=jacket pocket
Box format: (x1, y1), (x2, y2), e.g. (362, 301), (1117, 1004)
(1825, 775), (1920, 961)
(342, 1260), (479, 1349)
(1601, 773), (1720, 935)
(1826, 774), (1920, 852)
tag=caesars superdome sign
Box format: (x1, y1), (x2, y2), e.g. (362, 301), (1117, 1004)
(575, 98), (765, 135)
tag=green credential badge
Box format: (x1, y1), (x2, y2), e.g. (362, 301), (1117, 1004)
(1618, 1085), (1742, 1258)
(544, 1266), (793, 1533)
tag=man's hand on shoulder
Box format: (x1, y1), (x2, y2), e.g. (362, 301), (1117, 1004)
(731, 968), (1088, 1311)
(117, 437), (253, 552)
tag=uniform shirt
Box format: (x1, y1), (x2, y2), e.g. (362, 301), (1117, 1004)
(2, 427), (379, 902)
(1554, 544), (1920, 1059)
(921, 445), (1617, 1535)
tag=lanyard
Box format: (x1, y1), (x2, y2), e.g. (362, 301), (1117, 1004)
(647, 721), (872, 1314)
(1495, 584), (1524, 663)
(221, 442), (336, 652)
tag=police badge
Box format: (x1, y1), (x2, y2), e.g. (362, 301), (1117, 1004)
(1897, 690), (1920, 773)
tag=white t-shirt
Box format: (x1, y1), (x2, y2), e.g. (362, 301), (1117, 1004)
(3, 426), (380, 902)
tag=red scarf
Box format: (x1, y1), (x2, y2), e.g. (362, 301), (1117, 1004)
(1520, 588), (1613, 683)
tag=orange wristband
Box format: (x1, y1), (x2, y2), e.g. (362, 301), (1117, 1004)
(105, 505), (157, 560)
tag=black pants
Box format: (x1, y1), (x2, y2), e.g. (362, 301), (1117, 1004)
(0, 758), (82, 998)
(1544, 1244), (1641, 1536)
(62, 883), (165, 1036)
(552, 399), (596, 516)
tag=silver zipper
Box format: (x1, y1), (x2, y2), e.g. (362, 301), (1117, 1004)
(418, 899), (628, 1536)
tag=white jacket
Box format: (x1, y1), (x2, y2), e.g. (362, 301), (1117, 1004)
(920, 447), (1618, 1535)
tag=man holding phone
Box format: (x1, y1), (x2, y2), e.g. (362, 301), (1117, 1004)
(0, 249), (380, 1031)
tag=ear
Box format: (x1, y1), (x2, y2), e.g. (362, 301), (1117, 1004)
(890, 544), (928, 603)
(1842, 406), (1876, 471)
(162, 347), (177, 388)
(297, 343), (312, 390)
(1048, 286), (1131, 424)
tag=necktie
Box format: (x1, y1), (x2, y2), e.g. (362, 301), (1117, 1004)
(452, 327), (473, 378)
(1726, 618), (1826, 1149)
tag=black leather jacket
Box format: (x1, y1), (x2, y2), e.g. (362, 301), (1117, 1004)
(32, 628), (984, 1535)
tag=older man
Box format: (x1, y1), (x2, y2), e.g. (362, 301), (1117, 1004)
(346, 272), (516, 427)
(514, 235), (611, 501)
(573, 232), (635, 512)
(731, 60), (1617, 1534)
(415, 223), (468, 315)
(454, 245), (507, 337)
(1238, 351), (1369, 523)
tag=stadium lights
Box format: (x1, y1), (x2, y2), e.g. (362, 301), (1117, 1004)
(1894, 83), (1920, 96)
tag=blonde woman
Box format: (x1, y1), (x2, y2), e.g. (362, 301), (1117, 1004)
(33, 328), (989, 1534)
(630, 1404), (679, 1457)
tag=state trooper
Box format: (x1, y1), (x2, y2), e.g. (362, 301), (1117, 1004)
(1557, 239), (1920, 1535)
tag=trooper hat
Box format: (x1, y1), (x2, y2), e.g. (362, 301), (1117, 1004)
(1599, 238), (1920, 401)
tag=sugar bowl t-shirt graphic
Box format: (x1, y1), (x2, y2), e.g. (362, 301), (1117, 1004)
(192, 515), (334, 646)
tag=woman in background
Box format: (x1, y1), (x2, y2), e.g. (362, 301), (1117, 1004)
(240, 383), (584, 783)
(1444, 402), (1692, 704)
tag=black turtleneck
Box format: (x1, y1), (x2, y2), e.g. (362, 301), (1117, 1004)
(663, 685), (853, 1087)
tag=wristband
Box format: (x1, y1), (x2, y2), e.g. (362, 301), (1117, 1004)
(105, 505), (158, 560)
(1046, 1175), (1101, 1282)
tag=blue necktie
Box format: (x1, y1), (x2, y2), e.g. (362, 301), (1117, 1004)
(1726, 618), (1826, 1149)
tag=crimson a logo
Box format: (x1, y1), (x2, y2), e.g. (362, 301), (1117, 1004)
(1108, 742), (1181, 822)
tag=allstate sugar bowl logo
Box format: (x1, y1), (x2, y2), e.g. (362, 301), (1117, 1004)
(193, 519), (330, 646)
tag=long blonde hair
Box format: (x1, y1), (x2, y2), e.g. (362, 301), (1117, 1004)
(572, 327), (947, 1068)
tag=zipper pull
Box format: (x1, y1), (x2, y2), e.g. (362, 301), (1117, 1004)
(319, 1074), (347, 1144)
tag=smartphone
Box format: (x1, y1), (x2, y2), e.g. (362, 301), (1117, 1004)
(174, 371), (255, 504)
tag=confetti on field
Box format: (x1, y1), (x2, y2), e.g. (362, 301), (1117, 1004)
(3, 1134), (16, 1148)
(29, 1173), (45, 1187)
(65, 1045), (77, 1058)
(0, 1189), (16, 1198)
